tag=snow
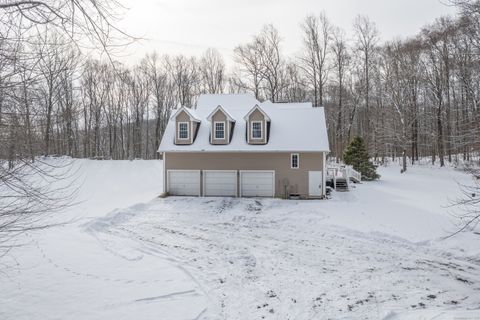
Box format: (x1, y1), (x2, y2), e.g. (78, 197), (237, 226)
(1, 159), (207, 320)
(206, 105), (235, 122)
(158, 93), (330, 153)
(262, 100), (313, 109)
(1, 160), (480, 319)
(197, 93), (260, 110)
(171, 106), (201, 122)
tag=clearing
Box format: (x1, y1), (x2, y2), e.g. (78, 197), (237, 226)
(1, 160), (479, 320)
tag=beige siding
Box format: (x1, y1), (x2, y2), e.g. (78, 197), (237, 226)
(164, 152), (325, 198)
(248, 109), (267, 144)
(211, 110), (229, 145)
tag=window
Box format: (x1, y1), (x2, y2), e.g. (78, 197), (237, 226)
(215, 122), (225, 139)
(291, 153), (299, 169)
(178, 122), (189, 140)
(252, 121), (263, 139)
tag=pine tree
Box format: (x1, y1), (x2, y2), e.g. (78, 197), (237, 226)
(344, 136), (380, 181)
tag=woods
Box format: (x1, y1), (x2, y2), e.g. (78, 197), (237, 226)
(0, 0), (130, 247)
(1, 1), (480, 167)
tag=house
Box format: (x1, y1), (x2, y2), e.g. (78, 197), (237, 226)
(158, 94), (330, 198)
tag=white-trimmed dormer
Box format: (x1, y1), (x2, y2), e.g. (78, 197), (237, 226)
(171, 106), (201, 145)
(207, 105), (235, 145)
(244, 104), (270, 145)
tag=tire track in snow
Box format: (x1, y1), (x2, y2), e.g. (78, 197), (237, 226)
(91, 197), (480, 319)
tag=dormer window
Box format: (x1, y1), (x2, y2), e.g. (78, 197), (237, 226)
(178, 122), (189, 140)
(244, 105), (270, 145)
(171, 106), (200, 145)
(252, 121), (263, 139)
(207, 105), (235, 145)
(215, 122), (225, 139)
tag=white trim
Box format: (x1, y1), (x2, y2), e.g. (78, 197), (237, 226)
(163, 153), (166, 194)
(171, 106), (201, 122)
(308, 170), (323, 198)
(251, 121), (263, 140)
(203, 170), (238, 197)
(239, 170), (275, 198)
(177, 121), (190, 140)
(214, 121), (226, 140)
(227, 120), (230, 142)
(200, 170), (204, 197)
(206, 105), (235, 122)
(166, 169), (201, 197)
(322, 152), (326, 197)
(159, 150), (330, 153)
(190, 121), (194, 144)
(243, 104), (271, 122)
(264, 119), (267, 142)
(290, 153), (299, 169)
(210, 121), (213, 144)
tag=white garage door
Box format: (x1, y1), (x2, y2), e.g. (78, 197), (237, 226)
(204, 170), (237, 197)
(240, 171), (275, 197)
(168, 170), (200, 196)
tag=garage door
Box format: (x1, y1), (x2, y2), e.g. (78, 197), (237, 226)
(167, 170), (200, 196)
(240, 171), (275, 197)
(204, 170), (237, 197)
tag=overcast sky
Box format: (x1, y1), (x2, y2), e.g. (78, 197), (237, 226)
(118, 0), (458, 65)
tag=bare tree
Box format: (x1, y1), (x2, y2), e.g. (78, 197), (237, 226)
(234, 37), (265, 100)
(165, 55), (199, 107)
(257, 25), (285, 102)
(353, 15), (379, 148)
(142, 53), (174, 159)
(330, 26), (350, 159)
(127, 66), (149, 159)
(300, 13), (331, 107)
(282, 61), (308, 102)
(0, 0), (131, 58)
(449, 167), (480, 237)
(199, 48), (225, 94)
(0, 0), (129, 256)
(382, 39), (421, 172)
(0, 149), (83, 261)
(422, 19), (457, 167)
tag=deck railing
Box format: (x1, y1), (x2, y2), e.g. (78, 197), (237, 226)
(345, 166), (362, 183)
(327, 165), (362, 190)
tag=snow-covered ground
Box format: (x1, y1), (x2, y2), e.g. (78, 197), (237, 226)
(1, 160), (480, 319)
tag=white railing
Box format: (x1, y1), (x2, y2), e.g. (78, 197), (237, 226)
(327, 167), (347, 179)
(327, 165), (362, 190)
(327, 167), (343, 189)
(345, 165), (362, 183)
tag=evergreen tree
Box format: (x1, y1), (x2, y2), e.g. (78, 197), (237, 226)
(344, 136), (380, 181)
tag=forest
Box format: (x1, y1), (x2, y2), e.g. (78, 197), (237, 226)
(1, 0), (480, 173)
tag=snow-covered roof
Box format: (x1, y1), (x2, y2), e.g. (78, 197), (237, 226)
(262, 100), (313, 109)
(243, 104), (271, 122)
(207, 105), (235, 122)
(170, 106), (201, 122)
(158, 94), (330, 153)
(197, 94), (260, 110)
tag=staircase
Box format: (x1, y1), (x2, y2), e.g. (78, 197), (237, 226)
(335, 178), (349, 192)
(327, 165), (362, 192)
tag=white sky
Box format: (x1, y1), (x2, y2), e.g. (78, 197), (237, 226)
(117, 0), (458, 65)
